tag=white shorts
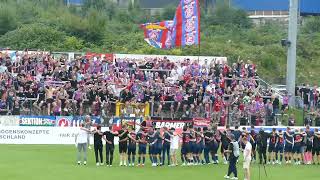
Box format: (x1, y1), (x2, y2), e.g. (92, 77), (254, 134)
(170, 149), (178, 155)
(243, 159), (251, 169)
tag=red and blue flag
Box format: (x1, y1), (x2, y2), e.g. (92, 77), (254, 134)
(140, 0), (200, 49)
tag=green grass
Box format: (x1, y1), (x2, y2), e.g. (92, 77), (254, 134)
(0, 145), (319, 180)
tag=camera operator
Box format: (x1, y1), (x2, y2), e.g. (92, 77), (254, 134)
(256, 128), (268, 164)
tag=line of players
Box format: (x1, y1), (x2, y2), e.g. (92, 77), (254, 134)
(91, 123), (320, 167)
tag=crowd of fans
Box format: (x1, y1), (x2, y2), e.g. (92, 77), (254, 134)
(0, 50), (297, 126)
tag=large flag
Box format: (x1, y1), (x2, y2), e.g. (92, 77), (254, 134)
(140, 20), (174, 49)
(140, 0), (200, 49)
(172, 0), (201, 47)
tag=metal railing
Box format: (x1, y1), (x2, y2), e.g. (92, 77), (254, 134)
(1, 97), (116, 124)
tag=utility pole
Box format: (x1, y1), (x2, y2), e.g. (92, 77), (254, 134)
(286, 0), (299, 107)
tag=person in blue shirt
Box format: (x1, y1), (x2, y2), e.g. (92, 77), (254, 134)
(293, 129), (303, 165)
(147, 127), (157, 167)
(181, 126), (191, 166)
(268, 128), (278, 164)
(137, 128), (148, 166)
(127, 127), (137, 166)
(189, 126), (197, 165)
(276, 130), (285, 164)
(154, 128), (163, 166)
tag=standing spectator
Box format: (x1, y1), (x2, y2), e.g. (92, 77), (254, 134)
(224, 134), (239, 180)
(272, 95), (280, 116)
(92, 125), (104, 166)
(75, 123), (90, 165)
(45, 86), (55, 115)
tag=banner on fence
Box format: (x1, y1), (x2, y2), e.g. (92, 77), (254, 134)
(193, 118), (211, 127)
(68, 116), (102, 127)
(148, 117), (193, 133)
(19, 116), (56, 126)
(0, 126), (118, 145)
(85, 52), (114, 62)
(0, 116), (19, 126)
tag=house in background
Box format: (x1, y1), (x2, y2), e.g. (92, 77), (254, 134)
(232, 0), (320, 23)
(64, 0), (320, 19)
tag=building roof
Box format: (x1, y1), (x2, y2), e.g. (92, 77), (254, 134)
(232, 0), (320, 15)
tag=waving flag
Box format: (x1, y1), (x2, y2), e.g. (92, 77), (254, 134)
(141, 0), (200, 49)
(140, 20), (174, 49)
(173, 0), (201, 47)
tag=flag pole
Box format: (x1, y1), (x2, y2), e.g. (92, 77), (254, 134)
(198, 0), (201, 62)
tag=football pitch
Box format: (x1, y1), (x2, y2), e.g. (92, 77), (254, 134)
(0, 145), (318, 180)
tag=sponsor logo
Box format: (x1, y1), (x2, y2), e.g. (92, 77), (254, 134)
(154, 122), (186, 129)
(19, 117), (55, 126)
(58, 118), (69, 127)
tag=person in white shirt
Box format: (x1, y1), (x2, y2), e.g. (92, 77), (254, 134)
(169, 128), (180, 166)
(243, 136), (252, 180)
(75, 123), (91, 165)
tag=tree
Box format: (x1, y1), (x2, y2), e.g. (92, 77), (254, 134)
(302, 16), (320, 34)
(86, 9), (106, 44)
(0, 24), (67, 50)
(83, 0), (106, 12)
(0, 5), (18, 35)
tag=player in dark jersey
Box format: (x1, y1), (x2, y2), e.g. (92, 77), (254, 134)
(154, 128), (163, 166)
(212, 125), (221, 164)
(127, 127), (137, 166)
(181, 126), (191, 166)
(203, 126), (213, 164)
(189, 127), (197, 165)
(195, 127), (204, 165)
(137, 128), (148, 166)
(220, 126), (231, 165)
(312, 128), (320, 165)
(276, 130), (285, 165)
(103, 125), (118, 166)
(305, 126), (314, 165)
(249, 126), (257, 162)
(118, 125), (129, 166)
(268, 128), (278, 165)
(147, 127), (157, 167)
(284, 127), (294, 164)
(92, 125), (104, 166)
(293, 129), (303, 165)
(162, 127), (171, 166)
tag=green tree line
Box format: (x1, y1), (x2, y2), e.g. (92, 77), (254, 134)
(0, 0), (320, 84)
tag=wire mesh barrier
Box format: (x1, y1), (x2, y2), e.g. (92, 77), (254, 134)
(0, 95), (294, 127)
(1, 98), (116, 125)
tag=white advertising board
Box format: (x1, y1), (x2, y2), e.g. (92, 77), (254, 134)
(0, 126), (119, 145)
(114, 53), (227, 65)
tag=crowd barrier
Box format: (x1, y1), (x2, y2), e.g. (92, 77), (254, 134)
(0, 126), (112, 145)
(0, 116), (102, 127)
(1, 115), (319, 145)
